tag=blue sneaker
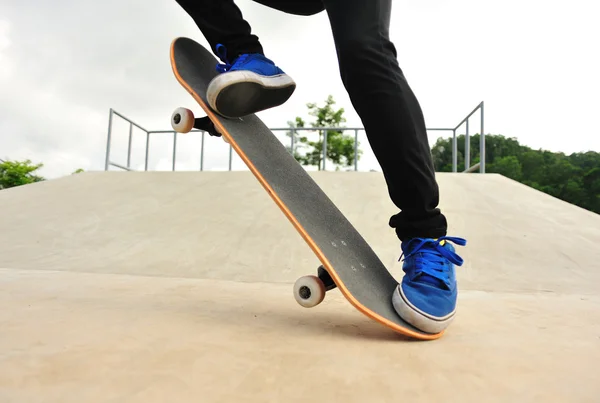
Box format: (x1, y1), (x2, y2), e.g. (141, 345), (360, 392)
(206, 44), (296, 118)
(392, 236), (467, 334)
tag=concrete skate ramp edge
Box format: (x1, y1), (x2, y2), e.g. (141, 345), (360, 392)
(1, 171), (599, 402)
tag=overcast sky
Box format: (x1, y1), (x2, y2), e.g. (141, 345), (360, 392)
(1, 0), (599, 178)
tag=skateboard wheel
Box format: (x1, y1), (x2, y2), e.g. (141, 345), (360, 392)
(171, 107), (195, 133)
(293, 275), (326, 308)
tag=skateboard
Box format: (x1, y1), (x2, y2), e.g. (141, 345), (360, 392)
(169, 37), (443, 340)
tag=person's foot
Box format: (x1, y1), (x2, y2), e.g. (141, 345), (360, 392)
(206, 43), (296, 118)
(392, 236), (467, 334)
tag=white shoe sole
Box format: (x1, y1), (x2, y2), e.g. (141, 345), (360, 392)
(207, 70), (296, 118)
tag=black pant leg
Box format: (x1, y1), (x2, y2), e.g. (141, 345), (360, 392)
(252, 0), (324, 15)
(174, 0), (264, 57)
(174, 0), (324, 58)
(321, 0), (448, 241)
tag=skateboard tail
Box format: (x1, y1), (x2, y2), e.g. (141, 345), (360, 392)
(169, 38), (443, 340)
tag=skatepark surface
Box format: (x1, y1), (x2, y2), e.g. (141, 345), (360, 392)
(1, 171), (599, 402)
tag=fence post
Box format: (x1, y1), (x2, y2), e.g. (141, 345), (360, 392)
(200, 132), (205, 171)
(104, 108), (114, 171)
(291, 128), (295, 155)
(144, 132), (150, 171)
(127, 123), (133, 168)
(452, 129), (457, 172)
(480, 101), (485, 173)
(354, 129), (358, 171)
(322, 130), (327, 171)
(172, 131), (177, 171)
(465, 119), (470, 171)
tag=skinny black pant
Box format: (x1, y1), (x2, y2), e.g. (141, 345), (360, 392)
(174, 0), (448, 241)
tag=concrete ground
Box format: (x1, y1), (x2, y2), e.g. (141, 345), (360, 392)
(1, 171), (599, 402)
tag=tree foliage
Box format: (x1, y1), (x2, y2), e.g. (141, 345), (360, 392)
(431, 134), (600, 214)
(286, 95), (362, 170)
(0, 160), (85, 190)
(0, 159), (45, 190)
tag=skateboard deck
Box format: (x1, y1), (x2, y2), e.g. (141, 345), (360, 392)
(169, 37), (443, 340)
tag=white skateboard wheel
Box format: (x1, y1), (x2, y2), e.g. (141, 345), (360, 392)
(171, 107), (194, 133)
(293, 275), (326, 308)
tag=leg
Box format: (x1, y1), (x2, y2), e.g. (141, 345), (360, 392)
(322, 0), (445, 241)
(322, 0), (466, 334)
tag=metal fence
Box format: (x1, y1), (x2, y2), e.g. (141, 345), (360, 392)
(427, 101), (485, 173)
(104, 101), (485, 173)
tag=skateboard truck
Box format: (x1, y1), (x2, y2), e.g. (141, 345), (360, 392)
(171, 107), (223, 138)
(318, 265), (336, 291)
(193, 116), (222, 137)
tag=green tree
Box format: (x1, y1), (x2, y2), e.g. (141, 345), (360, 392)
(286, 95), (362, 170)
(569, 151), (599, 172)
(487, 155), (522, 181)
(582, 167), (600, 211)
(519, 151), (545, 186)
(429, 133), (600, 214)
(0, 159), (45, 190)
(431, 136), (463, 172)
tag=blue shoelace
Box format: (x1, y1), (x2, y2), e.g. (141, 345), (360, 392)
(399, 236), (467, 286)
(214, 43), (248, 73)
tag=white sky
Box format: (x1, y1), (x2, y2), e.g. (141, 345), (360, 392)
(1, 0), (599, 178)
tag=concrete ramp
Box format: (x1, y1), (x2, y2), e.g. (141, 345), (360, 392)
(1, 171), (599, 402)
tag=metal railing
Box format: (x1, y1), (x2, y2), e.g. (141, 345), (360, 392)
(425, 101), (485, 173)
(104, 102), (485, 173)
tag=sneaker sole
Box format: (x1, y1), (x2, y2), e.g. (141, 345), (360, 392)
(391, 286), (456, 334)
(207, 71), (296, 118)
